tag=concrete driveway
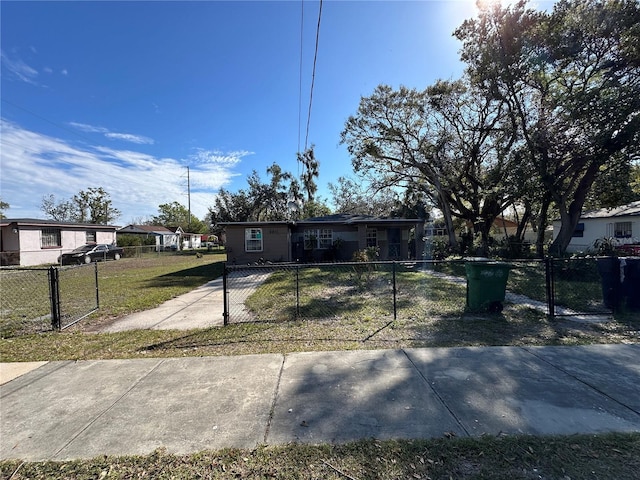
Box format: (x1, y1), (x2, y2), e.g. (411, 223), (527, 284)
(99, 270), (271, 332)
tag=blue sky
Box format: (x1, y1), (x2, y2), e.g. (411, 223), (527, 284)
(1, 0), (548, 224)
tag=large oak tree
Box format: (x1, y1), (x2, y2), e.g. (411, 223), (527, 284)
(455, 0), (640, 254)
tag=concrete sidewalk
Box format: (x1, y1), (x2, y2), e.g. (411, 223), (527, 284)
(1, 344), (639, 461)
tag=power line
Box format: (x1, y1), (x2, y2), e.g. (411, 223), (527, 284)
(304, 0), (323, 152)
(297, 0), (305, 175)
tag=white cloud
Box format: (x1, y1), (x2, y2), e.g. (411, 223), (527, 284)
(0, 119), (242, 221)
(190, 148), (251, 166)
(0, 50), (39, 85)
(69, 122), (109, 133)
(105, 132), (154, 145)
(70, 121), (154, 145)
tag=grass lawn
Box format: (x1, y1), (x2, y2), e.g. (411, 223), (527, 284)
(1, 433), (639, 479)
(1, 253), (639, 478)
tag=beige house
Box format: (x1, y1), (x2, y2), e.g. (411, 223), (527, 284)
(0, 218), (118, 266)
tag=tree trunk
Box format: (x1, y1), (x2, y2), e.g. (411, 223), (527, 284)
(437, 191), (459, 251)
(548, 161), (601, 256)
(534, 194), (551, 258)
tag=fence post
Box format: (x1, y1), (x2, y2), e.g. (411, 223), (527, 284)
(392, 261), (397, 321)
(94, 262), (100, 309)
(545, 256), (555, 319)
(48, 266), (61, 330)
(296, 266), (300, 318)
(222, 263), (229, 326)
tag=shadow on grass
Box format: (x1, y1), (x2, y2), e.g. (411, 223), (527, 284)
(144, 262), (224, 289)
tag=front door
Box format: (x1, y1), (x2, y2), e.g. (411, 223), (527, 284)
(388, 228), (401, 259)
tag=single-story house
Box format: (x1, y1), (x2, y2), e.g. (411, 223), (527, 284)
(0, 218), (118, 266)
(220, 214), (426, 264)
(117, 225), (182, 251)
(552, 200), (640, 253)
(427, 217), (539, 244)
(174, 228), (202, 250)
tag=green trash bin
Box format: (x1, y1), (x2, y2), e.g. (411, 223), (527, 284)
(465, 260), (511, 312)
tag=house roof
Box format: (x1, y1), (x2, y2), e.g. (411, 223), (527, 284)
(217, 221), (293, 226)
(580, 201), (640, 219)
(296, 213), (421, 226)
(492, 217), (519, 229)
(219, 214), (422, 228)
(0, 218), (118, 230)
(118, 224), (176, 235)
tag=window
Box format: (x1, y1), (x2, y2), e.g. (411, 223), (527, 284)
(304, 228), (333, 249)
(303, 230), (316, 250)
(614, 222), (632, 238)
(245, 228), (263, 252)
(86, 231), (96, 243)
(366, 228), (377, 248)
(318, 229), (333, 249)
(572, 223), (585, 238)
(41, 228), (61, 248)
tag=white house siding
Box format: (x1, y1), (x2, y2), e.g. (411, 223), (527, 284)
(1, 222), (117, 266)
(553, 216), (639, 253)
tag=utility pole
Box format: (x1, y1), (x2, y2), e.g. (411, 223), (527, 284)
(187, 166), (191, 231)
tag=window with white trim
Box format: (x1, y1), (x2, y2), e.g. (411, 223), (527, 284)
(614, 222), (632, 238)
(304, 228), (333, 249)
(245, 228), (263, 252)
(41, 228), (61, 248)
(366, 228), (377, 248)
(318, 229), (333, 249)
(86, 231), (96, 243)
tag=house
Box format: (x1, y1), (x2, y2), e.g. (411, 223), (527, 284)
(220, 214), (426, 264)
(552, 200), (640, 253)
(117, 225), (181, 251)
(0, 218), (118, 266)
(176, 230), (202, 250)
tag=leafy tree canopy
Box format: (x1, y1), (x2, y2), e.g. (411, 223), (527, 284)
(0, 199), (9, 219)
(41, 187), (121, 224)
(342, 0), (640, 256)
(208, 160), (331, 227)
(151, 201), (207, 234)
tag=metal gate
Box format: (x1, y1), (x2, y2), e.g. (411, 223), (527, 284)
(0, 263), (99, 337)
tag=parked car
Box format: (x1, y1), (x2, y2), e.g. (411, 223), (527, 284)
(59, 244), (124, 265)
(616, 244), (640, 256)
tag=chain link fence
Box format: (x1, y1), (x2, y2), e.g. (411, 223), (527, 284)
(55, 263), (99, 330)
(549, 256), (634, 317)
(0, 264), (98, 337)
(0, 267), (52, 337)
(223, 258), (620, 325)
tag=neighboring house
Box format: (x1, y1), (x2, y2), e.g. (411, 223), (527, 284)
(176, 230), (202, 250)
(220, 214), (426, 265)
(0, 218), (118, 267)
(552, 200), (640, 253)
(117, 225), (181, 251)
(426, 217), (539, 244)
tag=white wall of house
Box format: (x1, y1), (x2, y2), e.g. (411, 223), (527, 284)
(181, 234), (202, 250)
(553, 216), (639, 253)
(2, 225), (117, 266)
